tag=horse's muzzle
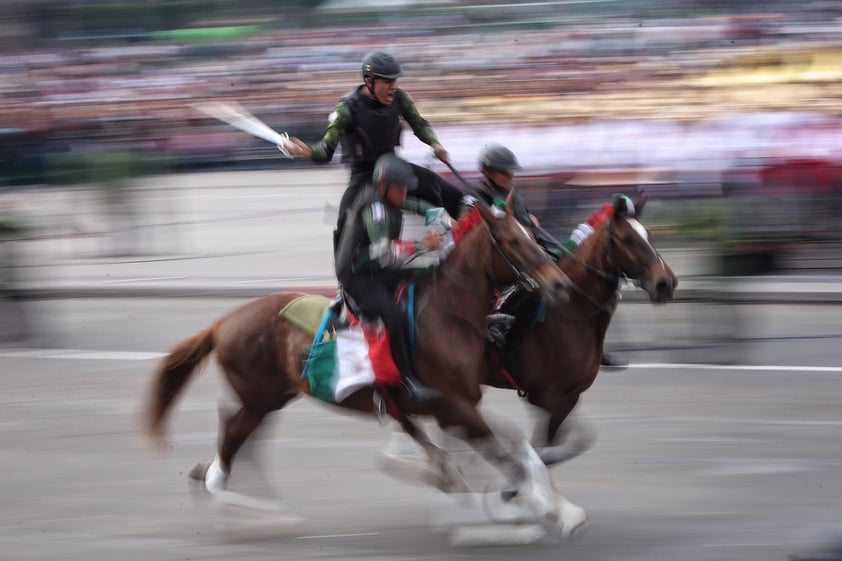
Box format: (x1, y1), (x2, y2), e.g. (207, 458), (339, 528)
(650, 274), (678, 303)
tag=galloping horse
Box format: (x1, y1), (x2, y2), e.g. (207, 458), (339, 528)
(485, 192), (677, 465)
(144, 194), (581, 528)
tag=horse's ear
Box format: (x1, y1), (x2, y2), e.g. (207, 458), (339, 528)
(613, 191), (646, 218)
(634, 190), (648, 217)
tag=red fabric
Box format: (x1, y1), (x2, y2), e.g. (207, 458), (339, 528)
(586, 204), (614, 228)
(393, 239), (417, 260)
(345, 308), (401, 386)
(452, 207), (482, 243)
(362, 325), (401, 386)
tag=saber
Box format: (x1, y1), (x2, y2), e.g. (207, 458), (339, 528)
(192, 101), (295, 157)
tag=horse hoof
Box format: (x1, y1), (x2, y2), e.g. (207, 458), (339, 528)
(558, 497), (589, 539)
(561, 514), (589, 539)
(189, 461), (211, 481)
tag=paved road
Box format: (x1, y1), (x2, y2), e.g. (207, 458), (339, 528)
(2, 298), (842, 561)
(3, 169), (842, 560)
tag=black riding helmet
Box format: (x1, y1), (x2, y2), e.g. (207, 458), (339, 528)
(373, 153), (418, 195)
(480, 144), (521, 173)
(361, 51), (404, 80)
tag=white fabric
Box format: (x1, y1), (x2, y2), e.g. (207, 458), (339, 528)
(333, 327), (377, 402)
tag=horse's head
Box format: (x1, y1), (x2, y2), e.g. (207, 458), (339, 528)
(474, 192), (569, 305)
(605, 192), (677, 303)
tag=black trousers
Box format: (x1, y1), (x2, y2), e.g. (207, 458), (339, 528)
(340, 269), (415, 378)
(335, 163), (464, 240)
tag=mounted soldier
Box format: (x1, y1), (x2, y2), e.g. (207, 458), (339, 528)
(466, 144), (627, 367)
(284, 51), (464, 251)
(335, 153), (444, 403)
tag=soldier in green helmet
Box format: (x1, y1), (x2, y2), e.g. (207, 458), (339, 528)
(466, 144), (627, 368)
(285, 51), (463, 252)
(335, 153), (444, 403)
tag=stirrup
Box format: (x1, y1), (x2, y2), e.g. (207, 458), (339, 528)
(486, 313), (515, 346)
(372, 391), (388, 424)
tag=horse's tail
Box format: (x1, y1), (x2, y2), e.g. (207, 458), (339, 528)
(144, 320), (220, 447)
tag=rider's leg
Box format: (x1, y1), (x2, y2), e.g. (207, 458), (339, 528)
(535, 226), (565, 262)
(410, 164), (464, 219)
(342, 273), (440, 403)
(334, 173), (369, 252)
(378, 299), (440, 403)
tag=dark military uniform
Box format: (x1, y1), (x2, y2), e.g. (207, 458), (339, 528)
(335, 185), (435, 387)
(307, 86), (463, 245)
(462, 180), (563, 261)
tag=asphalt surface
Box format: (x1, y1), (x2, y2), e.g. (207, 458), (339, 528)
(3, 298), (842, 561)
(2, 169), (842, 560)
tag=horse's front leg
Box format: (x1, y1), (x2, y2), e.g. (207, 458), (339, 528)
(532, 396), (597, 466)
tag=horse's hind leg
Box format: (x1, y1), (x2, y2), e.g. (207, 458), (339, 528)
(201, 406), (265, 493)
(394, 416), (469, 493)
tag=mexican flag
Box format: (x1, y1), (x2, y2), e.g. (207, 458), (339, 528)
(304, 323), (401, 404)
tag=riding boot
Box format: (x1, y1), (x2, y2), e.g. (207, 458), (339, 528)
(391, 340), (440, 403)
(401, 370), (440, 404)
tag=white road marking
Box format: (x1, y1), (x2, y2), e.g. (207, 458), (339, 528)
(101, 276), (188, 284)
(627, 363), (842, 373)
(0, 349), (165, 360)
(2, 349), (842, 375)
(296, 532), (380, 540)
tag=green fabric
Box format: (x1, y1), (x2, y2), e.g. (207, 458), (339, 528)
(278, 295), (331, 337)
(303, 339), (338, 403)
(309, 87), (438, 163)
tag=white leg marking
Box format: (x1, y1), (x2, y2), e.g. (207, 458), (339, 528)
(205, 455), (229, 494)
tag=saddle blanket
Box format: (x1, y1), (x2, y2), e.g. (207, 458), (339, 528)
(302, 309), (401, 404)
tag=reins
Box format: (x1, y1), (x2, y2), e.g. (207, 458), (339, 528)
(558, 217), (662, 314)
(420, 208), (546, 339)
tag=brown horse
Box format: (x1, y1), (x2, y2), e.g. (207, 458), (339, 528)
(485, 192), (677, 466)
(144, 193), (581, 528)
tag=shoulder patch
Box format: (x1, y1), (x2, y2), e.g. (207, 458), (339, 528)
(371, 201), (386, 223)
(328, 110), (338, 124)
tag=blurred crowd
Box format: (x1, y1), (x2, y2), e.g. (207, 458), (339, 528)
(4, 5), (842, 184)
(3, 3), (842, 275)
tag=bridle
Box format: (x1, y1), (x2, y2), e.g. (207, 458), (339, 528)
(560, 215), (664, 312)
(430, 211), (549, 336)
(483, 219), (543, 292)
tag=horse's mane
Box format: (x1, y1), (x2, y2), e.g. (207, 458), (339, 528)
(561, 202), (614, 255)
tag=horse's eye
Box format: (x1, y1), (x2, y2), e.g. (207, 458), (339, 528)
(508, 238), (521, 248)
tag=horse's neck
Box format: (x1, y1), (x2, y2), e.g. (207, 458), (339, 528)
(562, 228), (620, 306)
(421, 227), (495, 320)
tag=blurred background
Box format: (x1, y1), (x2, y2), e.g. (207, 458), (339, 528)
(2, 0), (842, 349)
(5, 5), (842, 559)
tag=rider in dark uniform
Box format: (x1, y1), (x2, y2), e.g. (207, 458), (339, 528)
(285, 51), (464, 251)
(464, 145), (627, 367)
(461, 144), (562, 261)
(335, 154), (443, 403)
